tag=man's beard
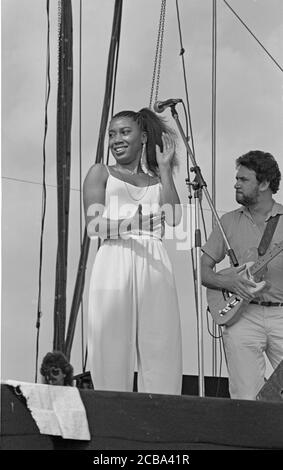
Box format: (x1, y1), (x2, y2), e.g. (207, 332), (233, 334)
(236, 190), (259, 206)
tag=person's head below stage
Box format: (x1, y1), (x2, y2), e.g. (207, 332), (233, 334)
(40, 351), (74, 386)
(108, 107), (178, 175)
(234, 150), (281, 208)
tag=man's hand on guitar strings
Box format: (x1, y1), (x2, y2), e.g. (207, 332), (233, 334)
(219, 264), (257, 302)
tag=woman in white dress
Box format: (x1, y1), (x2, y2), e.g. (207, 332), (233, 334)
(83, 108), (182, 395)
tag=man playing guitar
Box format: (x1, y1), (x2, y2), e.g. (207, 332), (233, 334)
(201, 151), (283, 400)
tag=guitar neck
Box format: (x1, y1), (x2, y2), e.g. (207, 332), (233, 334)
(249, 242), (283, 276)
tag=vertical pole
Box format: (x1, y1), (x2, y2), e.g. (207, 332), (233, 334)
(211, 0), (218, 375)
(53, 0), (73, 351)
(195, 193), (205, 397)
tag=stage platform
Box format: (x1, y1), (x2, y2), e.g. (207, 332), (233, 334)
(1, 380), (283, 451)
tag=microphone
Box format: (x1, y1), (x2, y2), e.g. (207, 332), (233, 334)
(153, 98), (182, 113)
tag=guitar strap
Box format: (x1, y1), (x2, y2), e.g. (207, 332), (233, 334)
(257, 214), (280, 256)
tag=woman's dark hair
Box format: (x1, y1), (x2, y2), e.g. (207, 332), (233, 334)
(40, 351), (74, 386)
(111, 107), (178, 176)
(236, 150), (281, 194)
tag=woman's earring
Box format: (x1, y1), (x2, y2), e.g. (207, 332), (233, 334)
(140, 142), (154, 175)
(140, 143), (148, 174)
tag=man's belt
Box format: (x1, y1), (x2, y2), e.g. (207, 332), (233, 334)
(250, 300), (283, 307)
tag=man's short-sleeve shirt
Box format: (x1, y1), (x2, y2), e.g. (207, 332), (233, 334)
(202, 202), (283, 302)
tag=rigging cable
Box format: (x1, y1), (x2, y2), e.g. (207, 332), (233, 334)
(175, 1), (222, 381)
(2, 176), (81, 192)
(223, 0), (283, 74)
(175, 1), (198, 313)
(175, 1), (212, 347)
(149, 0), (167, 108)
(80, 3), (122, 368)
(175, 0), (195, 155)
(35, 0), (50, 382)
(79, 0), (122, 370)
(64, 0), (124, 361)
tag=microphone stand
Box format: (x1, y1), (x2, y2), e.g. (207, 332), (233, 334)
(169, 104), (238, 397)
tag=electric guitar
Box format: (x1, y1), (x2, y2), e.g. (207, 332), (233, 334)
(206, 241), (283, 326)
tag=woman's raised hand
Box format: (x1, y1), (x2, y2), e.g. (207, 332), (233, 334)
(156, 132), (175, 170)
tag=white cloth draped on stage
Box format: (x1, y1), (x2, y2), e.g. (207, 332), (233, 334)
(5, 380), (90, 440)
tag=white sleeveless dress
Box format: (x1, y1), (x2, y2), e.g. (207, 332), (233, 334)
(87, 169), (182, 395)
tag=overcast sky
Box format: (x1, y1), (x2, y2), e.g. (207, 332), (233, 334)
(2, 0), (283, 383)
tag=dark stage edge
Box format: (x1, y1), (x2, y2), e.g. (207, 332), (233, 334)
(1, 381), (283, 451)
